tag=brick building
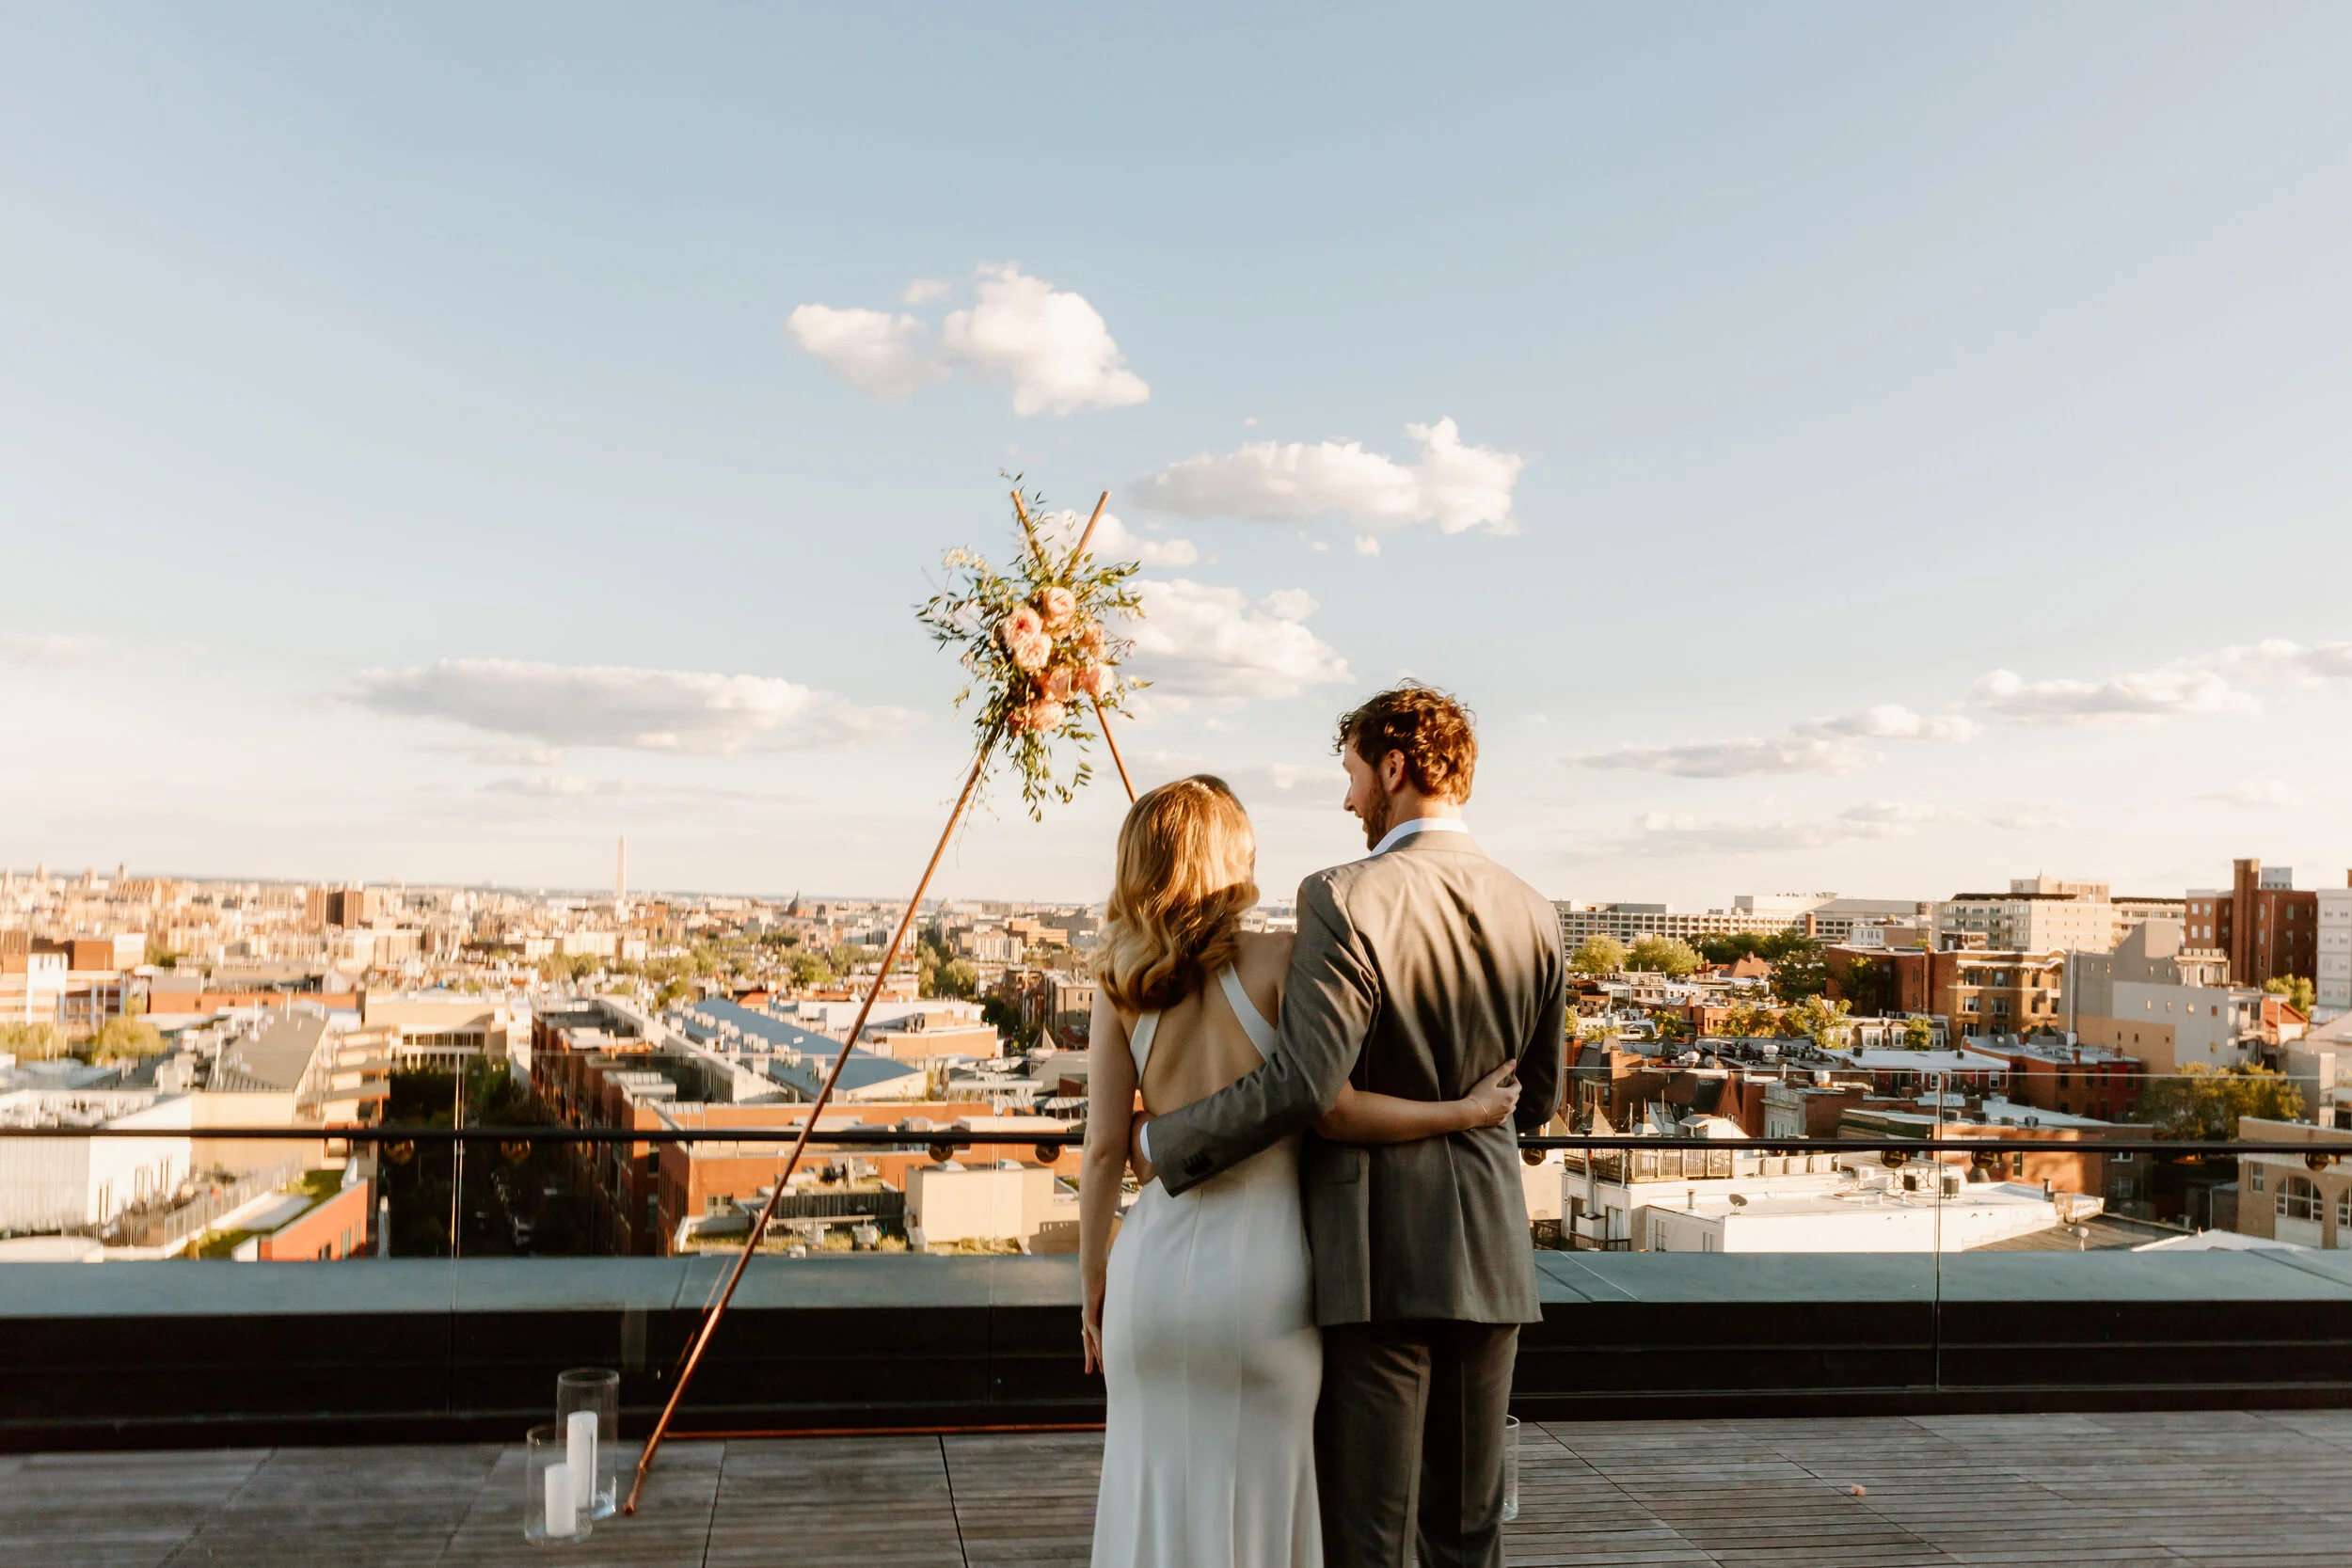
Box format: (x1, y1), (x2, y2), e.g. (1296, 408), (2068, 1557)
(2185, 859), (2317, 989)
(1826, 942), (2065, 1041)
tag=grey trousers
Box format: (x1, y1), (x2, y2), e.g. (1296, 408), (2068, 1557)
(1313, 1319), (1519, 1568)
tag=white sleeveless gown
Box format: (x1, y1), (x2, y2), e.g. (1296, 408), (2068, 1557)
(1091, 968), (1323, 1568)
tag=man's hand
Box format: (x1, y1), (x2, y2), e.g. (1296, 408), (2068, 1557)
(1128, 1110), (1157, 1185)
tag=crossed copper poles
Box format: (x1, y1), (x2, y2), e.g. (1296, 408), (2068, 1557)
(624, 492), (1135, 1512)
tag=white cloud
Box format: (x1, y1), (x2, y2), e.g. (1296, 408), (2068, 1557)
(1980, 804), (2075, 832)
(1259, 589), (1318, 622)
(1973, 664), (2251, 725)
(1581, 736), (1875, 779)
(788, 264), (1148, 416)
(783, 305), (945, 403)
(1133, 418), (1524, 537)
(1133, 752), (1345, 808)
(1, 634), (111, 668)
(942, 263), (1149, 416)
(351, 658), (915, 752)
(2200, 779), (2311, 810)
(1806, 705), (1981, 743)
(2213, 640), (2352, 685)
(1574, 704), (1979, 778)
(1034, 507), (1198, 568)
(1603, 801), (1951, 858)
(1122, 578), (1352, 709)
(482, 775), (630, 799)
(1970, 640), (2352, 726)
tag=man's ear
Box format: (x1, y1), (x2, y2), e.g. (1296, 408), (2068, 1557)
(1379, 750), (1409, 793)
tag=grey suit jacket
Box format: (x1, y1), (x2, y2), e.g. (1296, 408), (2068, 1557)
(1147, 830), (1566, 1325)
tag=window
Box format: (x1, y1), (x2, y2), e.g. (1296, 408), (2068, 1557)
(2340, 1194), (2350, 1229)
(2250, 1167), (2265, 1193)
(2280, 1176), (2319, 1222)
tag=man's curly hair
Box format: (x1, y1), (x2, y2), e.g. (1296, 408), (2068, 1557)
(1335, 684), (1477, 802)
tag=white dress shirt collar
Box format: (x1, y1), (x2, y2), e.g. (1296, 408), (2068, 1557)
(1372, 816), (1470, 856)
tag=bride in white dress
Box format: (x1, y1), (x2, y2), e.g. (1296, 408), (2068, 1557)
(1078, 776), (1524, 1568)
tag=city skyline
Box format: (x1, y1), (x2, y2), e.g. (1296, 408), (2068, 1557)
(5, 8), (2351, 904)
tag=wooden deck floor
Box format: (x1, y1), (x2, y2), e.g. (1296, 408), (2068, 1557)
(7, 1412), (2344, 1566)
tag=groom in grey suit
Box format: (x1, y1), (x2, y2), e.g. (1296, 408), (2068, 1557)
(1136, 684), (1566, 1568)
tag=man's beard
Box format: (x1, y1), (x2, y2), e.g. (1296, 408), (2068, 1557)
(1359, 792), (1392, 850)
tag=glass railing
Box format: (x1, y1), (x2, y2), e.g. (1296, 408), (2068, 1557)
(2, 1067), (2341, 1265)
(3, 1067), (2345, 1447)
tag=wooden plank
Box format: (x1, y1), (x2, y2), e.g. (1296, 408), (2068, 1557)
(18, 1409), (2352, 1567)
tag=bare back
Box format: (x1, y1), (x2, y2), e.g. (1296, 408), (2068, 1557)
(1130, 930), (1292, 1116)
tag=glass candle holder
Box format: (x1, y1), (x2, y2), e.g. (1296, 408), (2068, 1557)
(524, 1423), (592, 1544)
(557, 1368), (621, 1520)
(1501, 1414), (1521, 1523)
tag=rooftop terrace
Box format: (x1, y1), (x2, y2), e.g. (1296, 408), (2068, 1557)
(15, 1411), (2344, 1567)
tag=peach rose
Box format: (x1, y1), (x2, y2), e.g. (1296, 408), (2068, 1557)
(1007, 630), (1052, 674)
(1074, 662), (1107, 697)
(1074, 623), (1106, 658)
(1037, 587), (1076, 630)
(1042, 666), (1074, 703)
(999, 604), (1045, 649)
(1025, 698), (1068, 733)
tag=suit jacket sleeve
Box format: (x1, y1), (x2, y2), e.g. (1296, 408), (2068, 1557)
(1517, 912), (1567, 1134)
(1144, 874), (1378, 1197)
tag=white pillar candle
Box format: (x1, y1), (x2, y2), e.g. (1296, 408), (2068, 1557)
(565, 1408), (598, 1510)
(545, 1461), (577, 1537)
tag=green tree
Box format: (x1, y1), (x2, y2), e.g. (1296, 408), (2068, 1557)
(933, 958), (980, 1000)
(1768, 938), (1828, 1002)
(1569, 935), (1629, 976)
(1836, 955), (1880, 1007)
(2265, 974), (2317, 1017)
(1901, 1015), (1935, 1051)
(1782, 994), (1855, 1049)
(1697, 932), (1765, 967)
(91, 1016), (165, 1056)
(1627, 936), (1702, 978)
(1720, 1000), (1781, 1038)
(0, 1021), (64, 1059)
(2137, 1062), (2304, 1140)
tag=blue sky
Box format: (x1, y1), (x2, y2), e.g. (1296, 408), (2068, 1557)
(3, 6), (2349, 906)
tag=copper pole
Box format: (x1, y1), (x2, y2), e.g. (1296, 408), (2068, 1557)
(1073, 491), (1108, 558)
(624, 722), (1002, 1514)
(1064, 493), (1136, 805)
(1091, 696), (1136, 803)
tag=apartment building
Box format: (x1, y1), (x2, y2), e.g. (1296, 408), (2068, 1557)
(2185, 859), (2318, 989)
(1933, 877), (2182, 955)
(2316, 877), (2352, 1022)
(1556, 894), (1804, 948)
(1842, 942), (2067, 1042)
(2067, 919), (2265, 1074)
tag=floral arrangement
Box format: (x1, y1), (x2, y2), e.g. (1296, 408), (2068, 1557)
(916, 486), (1145, 817)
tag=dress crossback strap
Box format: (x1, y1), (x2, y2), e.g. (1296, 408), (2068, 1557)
(1128, 1009), (1159, 1078)
(1216, 966), (1278, 1056)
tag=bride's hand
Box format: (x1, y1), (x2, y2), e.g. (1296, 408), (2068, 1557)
(1081, 1273), (1107, 1375)
(1458, 1060), (1522, 1129)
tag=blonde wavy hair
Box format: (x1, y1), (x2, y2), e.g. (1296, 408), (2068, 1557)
(1095, 774), (1260, 1013)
